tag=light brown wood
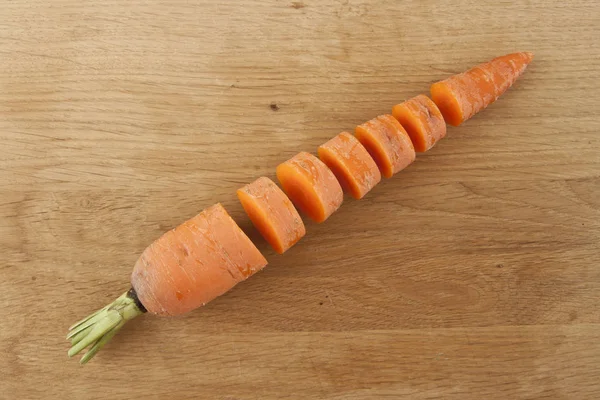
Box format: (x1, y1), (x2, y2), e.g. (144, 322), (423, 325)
(1, 0), (599, 398)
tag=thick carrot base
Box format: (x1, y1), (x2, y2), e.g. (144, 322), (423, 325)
(131, 203), (267, 316)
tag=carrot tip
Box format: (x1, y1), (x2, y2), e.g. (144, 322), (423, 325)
(522, 51), (534, 63)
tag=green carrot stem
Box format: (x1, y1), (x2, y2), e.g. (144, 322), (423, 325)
(67, 288), (145, 364)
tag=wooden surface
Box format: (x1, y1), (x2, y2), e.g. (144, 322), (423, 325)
(1, 0), (599, 399)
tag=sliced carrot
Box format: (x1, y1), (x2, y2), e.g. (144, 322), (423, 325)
(237, 177), (305, 254)
(354, 114), (415, 178)
(69, 54), (540, 364)
(317, 132), (381, 199)
(430, 52), (534, 126)
(392, 94), (447, 152)
(131, 203), (267, 316)
(276, 151), (343, 223)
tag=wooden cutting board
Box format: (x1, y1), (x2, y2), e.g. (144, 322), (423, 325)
(1, 1), (599, 399)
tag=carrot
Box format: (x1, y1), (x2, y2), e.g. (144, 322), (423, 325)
(276, 151), (343, 223)
(68, 52), (534, 365)
(67, 203), (266, 363)
(237, 177), (306, 254)
(430, 52), (534, 126)
(354, 114), (415, 178)
(318, 132), (381, 199)
(392, 94), (446, 152)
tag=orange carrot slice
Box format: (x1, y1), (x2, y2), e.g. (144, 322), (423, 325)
(354, 114), (416, 178)
(392, 94), (447, 152)
(237, 177), (306, 254)
(430, 52), (534, 126)
(131, 203), (267, 316)
(318, 132), (381, 199)
(276, 151), (343, 223)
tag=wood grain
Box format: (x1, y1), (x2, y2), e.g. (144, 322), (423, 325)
(1, 0), (599, 399)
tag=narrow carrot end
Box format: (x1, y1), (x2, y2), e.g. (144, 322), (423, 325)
(523, 51), (534, 63)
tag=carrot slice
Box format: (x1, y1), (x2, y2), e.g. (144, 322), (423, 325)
(276, 151), (343, 223)
(392, 94), (447, 152)
(318, 132), (381, 199)
(354, 114), (416, 178)
(430, 52), (534, 126)
(131, 203), (267, 316)
(237, 177), (305, 254)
